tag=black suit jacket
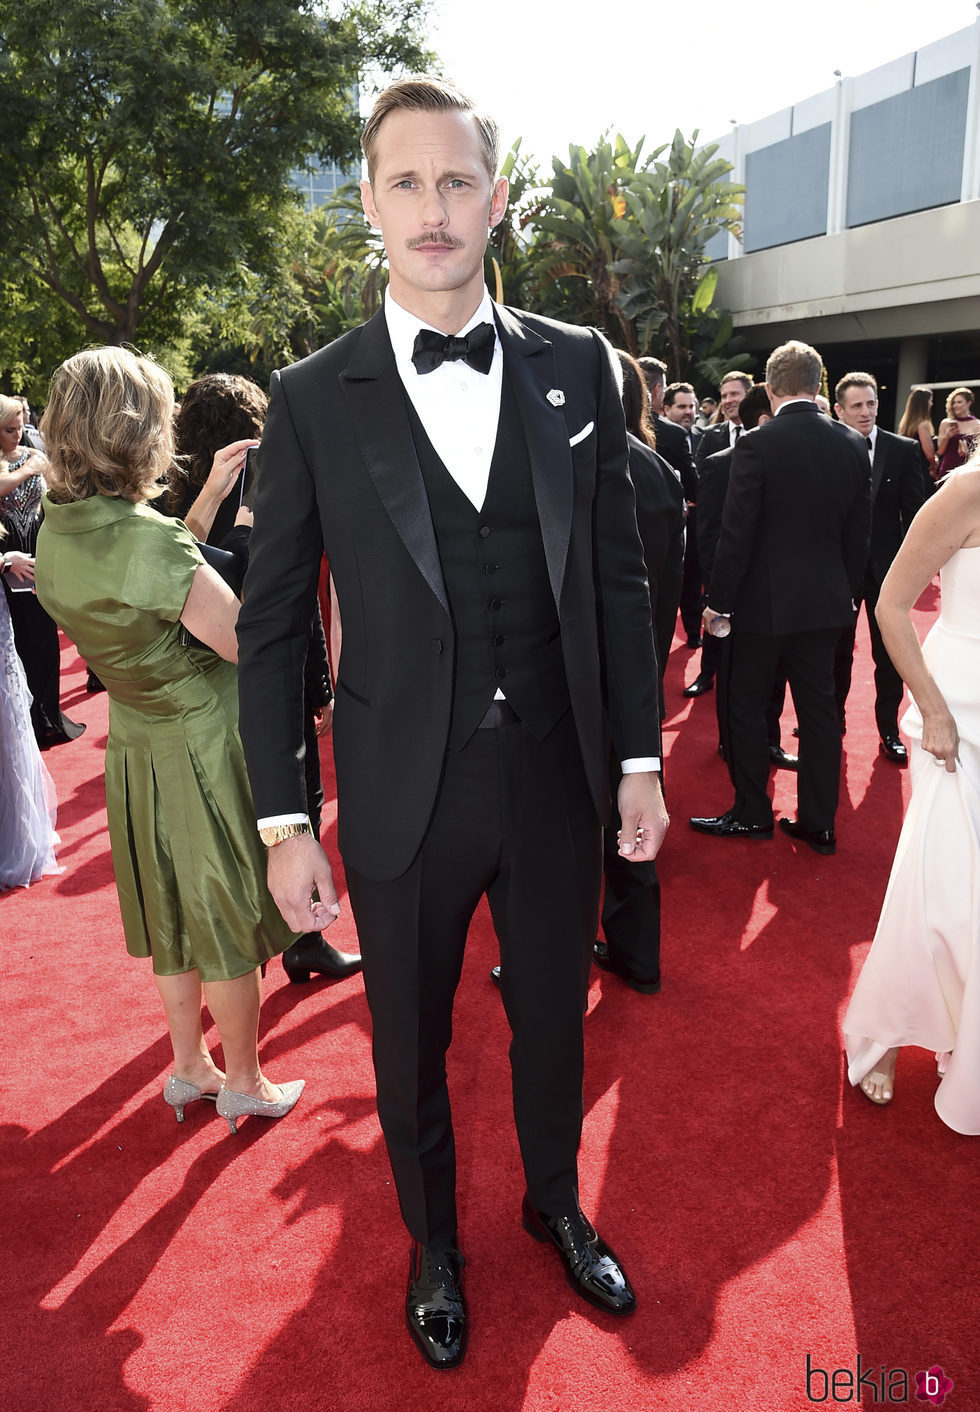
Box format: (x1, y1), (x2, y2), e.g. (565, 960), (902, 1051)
(707, 401), (871, 634)
(237, 304), (661, 880)
(654, 415), (697, 501)
(696, 444), (733, 588)
(695, 420), (733, 470)
(867, 429), (929, 583)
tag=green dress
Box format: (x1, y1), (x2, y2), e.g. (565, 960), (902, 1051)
(35, 494), (294, 979)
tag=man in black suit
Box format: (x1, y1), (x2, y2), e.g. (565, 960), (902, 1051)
(639, 358), (699, 647)
(236, 76), (667, 1370)
(690, 341), (870, 854)
(832, 372), (929, 762)
(685, 371), (753, 697)
(696, 383), (797, 772)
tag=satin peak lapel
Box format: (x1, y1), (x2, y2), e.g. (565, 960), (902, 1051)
(340, 312), (448, 616)
(494, 304), (572, 606)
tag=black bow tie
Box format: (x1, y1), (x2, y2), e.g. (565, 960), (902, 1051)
(411, 322), (496, 375)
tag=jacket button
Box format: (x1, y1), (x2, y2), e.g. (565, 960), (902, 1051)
(484, 563), (497, 575)
(478, 526), (491, 538)
(493, 634), (504, 646)
(495, 667), (506, 680)
(431, 639), (443, 654)
(489, 598), (501, 611)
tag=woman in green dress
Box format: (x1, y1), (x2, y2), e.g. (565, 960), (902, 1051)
(34, 347), (303, 1135)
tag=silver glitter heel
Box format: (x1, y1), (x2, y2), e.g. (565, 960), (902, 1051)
(216, 1080), (305, 1134)
(163, 1075), (219, 1123)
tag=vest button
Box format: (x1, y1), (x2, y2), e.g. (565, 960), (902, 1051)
(495, 667), (506, 680)
(489, 598), (501, 611)
(493, 634), (504, 646)
(431, 639), (443, 654)
(478, 526), (491, 538)
(484, 563), (497, 575)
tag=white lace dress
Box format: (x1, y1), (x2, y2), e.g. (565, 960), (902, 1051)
(0, 584), (61, 889)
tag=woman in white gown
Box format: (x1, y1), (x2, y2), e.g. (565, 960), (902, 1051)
(0, 536), (61, 889)
(843, 453), (980, 1134)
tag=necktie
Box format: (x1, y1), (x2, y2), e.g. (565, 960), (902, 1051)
(732, 424), (742, 443)
(411, 323), (496, 376)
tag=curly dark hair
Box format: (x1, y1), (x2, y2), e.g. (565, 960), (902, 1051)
(167, 373), (268, 515)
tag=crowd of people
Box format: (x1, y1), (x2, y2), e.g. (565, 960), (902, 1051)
(2, 71), (978, 1374)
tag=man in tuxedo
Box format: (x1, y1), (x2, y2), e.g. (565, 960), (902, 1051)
(236, 76), (668, 1370)
(638, 360), (700, 648)
(683, 371), (753, 698)
(832, 372), (929, 761)
(690, 341), (870, 854)
(696, 383), (797, 772)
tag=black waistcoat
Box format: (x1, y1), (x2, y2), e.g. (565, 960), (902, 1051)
(405, 375), (571, 750)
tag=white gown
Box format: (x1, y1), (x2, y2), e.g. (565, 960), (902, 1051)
(844, 544), (980, 1134)
(0, 584), (61, 889)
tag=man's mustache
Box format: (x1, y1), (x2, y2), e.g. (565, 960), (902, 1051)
(406, 234), (465, 250)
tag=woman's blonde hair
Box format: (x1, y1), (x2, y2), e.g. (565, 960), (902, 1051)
(0, 394), (25, 425)
(946, 387), (975, 418)
(42, 347), (176, 504)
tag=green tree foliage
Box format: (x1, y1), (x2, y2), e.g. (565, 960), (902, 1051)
(0, 0), (430, 367)
(520, 129), (749, 386)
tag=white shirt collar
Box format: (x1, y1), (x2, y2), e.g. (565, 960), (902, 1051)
(384, 287), (498, 369)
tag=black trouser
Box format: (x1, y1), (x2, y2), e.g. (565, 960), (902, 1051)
(833, 574), (903, 739)
(345, 708), (601, 1250)
(600, 761), (660, 983)
(723, 627), (841, 832)
(679, 507), (703, 640)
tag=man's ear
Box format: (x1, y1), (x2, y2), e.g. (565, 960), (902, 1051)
(360, 179), (381, 229)
(488, 176), (509, 231)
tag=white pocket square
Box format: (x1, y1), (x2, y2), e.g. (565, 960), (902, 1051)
(568, 422), (594, 447)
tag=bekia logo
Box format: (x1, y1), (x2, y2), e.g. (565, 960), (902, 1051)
(805, 1355), (953, 1404)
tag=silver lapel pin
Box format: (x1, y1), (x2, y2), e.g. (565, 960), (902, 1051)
(546, 388), (565, 407)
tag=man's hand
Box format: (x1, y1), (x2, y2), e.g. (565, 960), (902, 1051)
(617, 771), (669, 861)
(266, 833), (341, 932)
(313, 700), (334, 737)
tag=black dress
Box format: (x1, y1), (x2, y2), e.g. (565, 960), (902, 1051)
(0, 453), (84, 746)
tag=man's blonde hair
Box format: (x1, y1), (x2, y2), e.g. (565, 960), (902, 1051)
(765, 341), (822, 398)
(42, 347), (176, 505)
(361, 75), (499, 183)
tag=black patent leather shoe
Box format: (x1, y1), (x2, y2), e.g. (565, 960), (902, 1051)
(281, 935), (362, 984)
(682, 674), (714, 698)
(593, 941), (660, 994)
(879, 735), (908, 765)
(522, 1194), (636, 1315)
(689, 811), (773, 840)
(768, 745), (799, 771)
(778, 817), (836, 855)
(406, 1241), (467, 1369)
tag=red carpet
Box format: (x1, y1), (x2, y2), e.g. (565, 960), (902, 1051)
(3, 595), (977, 1411)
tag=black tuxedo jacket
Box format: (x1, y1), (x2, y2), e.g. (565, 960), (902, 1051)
(867, 429), (929, 583)
(237, 304), (661, 880)
(695, 420), (732, 470)
(653, 415), (697, 500)
(695, 444), (733, 588)
(707, 401), (871, 634)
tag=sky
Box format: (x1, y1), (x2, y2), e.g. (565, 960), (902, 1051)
(418, 0), (977, 168)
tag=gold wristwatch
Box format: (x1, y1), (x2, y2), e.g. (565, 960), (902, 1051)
(259, 819), (313, 848)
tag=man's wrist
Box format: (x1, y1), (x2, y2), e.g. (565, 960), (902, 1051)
(258, 817), (313, 847)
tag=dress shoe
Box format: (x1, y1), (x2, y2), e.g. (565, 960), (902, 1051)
(216, 1080), (305, 1135)
(282, 934), (362, 983)
(689, 811), (773, 840)
(489, 964), (501, 989)
(521, 1194), (636, 1315)
(405, 1241), (467, 1369)
(593, 941), (660, 994)
(163, 1075), (219, 1123)
(878, 735), (908, 765)
(768, 745), (799, 771)
(682, 674), (713, 698)
(778, 817), (836, 855)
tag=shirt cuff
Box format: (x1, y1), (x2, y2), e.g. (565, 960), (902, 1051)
(256, 812), (308, 830)
(620, 757), (661, 773)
